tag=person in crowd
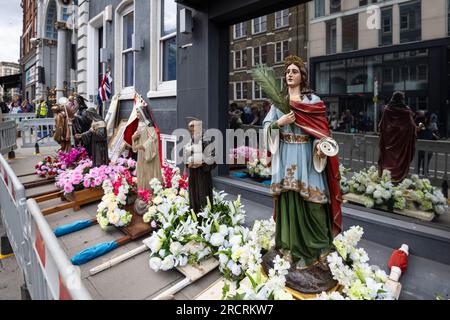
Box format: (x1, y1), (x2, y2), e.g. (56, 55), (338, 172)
(330, 111), (338, 131)
(378, 91), (416, 183)
(250, 104), (261, 126)
(228, 102), (243, 130)
(415, 110), (438, 175)
(343, 109), (354, 133)
(242, 102), (254, 125)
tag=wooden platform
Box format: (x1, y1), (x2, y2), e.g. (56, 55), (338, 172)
(343, 193), (435, 222)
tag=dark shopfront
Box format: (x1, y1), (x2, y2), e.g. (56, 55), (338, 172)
(310, 38), (450, 137)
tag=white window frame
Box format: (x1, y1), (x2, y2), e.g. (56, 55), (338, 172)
(274, 9), (289, 29)
(148, 0), (177, 98)
(114, 0), (135, 100)
(234, 49), (246, 69)
(252, 16), (267, 34)
(87, 11), (107, 101)
(400, 13), (409, 30)
(252, 81), (266, 100)
(234, 22), (246, 39)
(234, 82), (246, 101)
(121, 7), (135, 90)
(274, 40), (289, 63)
(252, 45), (267, 66)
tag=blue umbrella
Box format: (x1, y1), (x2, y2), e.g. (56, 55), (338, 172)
(54, 218), (97, 237)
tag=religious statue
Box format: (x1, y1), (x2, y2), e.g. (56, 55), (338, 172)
(52, 103), (71, 153)
(73, 95), (93, 155)
(74, 107), (109, 167)
(256, 55), (343, 295)
(131, 105), (163, 190)
(378, 91), (416, 183)
(184, 118), (216, 214)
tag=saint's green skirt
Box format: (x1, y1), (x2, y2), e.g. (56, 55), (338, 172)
(275, 191), (333, 266)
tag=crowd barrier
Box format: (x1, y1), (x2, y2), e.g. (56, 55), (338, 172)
(0, 120), (17, 155)
(0, 154), (91, 300)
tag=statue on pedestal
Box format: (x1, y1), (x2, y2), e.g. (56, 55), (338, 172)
(259, 55), (343, 295)
(131, 106), (163, 191)
(74, 107), (109, 167)
(184, 119), (216, 214)
(52, 102), (71, 153)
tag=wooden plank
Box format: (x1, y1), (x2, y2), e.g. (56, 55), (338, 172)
(42, 201), (76, 216)
(34, 191), (63, 203)
(195, 277), (228, 300)
(121, 207), (152, 240)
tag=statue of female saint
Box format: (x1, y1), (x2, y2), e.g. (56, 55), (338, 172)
(131, 106), (162, 190)
(261, 55), (342, 294)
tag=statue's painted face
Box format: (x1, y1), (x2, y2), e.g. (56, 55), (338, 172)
(285, 64), (301, 88)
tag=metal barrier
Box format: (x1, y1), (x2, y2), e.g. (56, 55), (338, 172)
(20, 118), (58, 148)
(0, 154), (91, 300)
(333, 132), (450, 186)
(0, 120), (17, 155)
(3, 113), (35, 131)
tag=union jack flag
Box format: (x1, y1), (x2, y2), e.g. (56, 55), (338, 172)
(97, 72), (113, 111)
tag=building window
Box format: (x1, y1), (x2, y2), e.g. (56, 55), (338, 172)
(161, 0), (177, 82)
(253, 45), (267, 66)
(342, 14), (358, 52)
(45, 0), (57, 39)
(383, 67), (393, 84)
(62, 7), (70, 22)
(252, 16), (267, 34)
(253, 81), (267, 100)
(275, 10), (289, 29)
(274, 41), (289, 63)
(417, 65), (428, 81)
(122, 9), (134, 88)
(379, 7), (393, 47)
(330, 0), (341, 14)
(326, 20), (337, 55)
(234, 22), (247, 39)
(234, 49), (247, 69)
(400, 0), (421, 43)
(315, 0), (325, 18)
(235, 82), (247, 100)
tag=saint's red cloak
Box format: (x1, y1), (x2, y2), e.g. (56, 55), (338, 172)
(290, 100), (343, 237)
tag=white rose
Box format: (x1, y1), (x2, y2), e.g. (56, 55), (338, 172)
(161, 255), (176, 271)
(149, 257), (162, 271)
(218, 253), (229, 266)
(219, 225), (228, 236)
(170, 241), (183, 256)
(210, 233), (225, 247)
(229, 234), (242, 247)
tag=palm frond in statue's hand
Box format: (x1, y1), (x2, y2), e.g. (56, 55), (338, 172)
(251, 65), (290, 114)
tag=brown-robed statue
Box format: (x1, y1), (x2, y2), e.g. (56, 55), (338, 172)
(378, 91), (417, 183)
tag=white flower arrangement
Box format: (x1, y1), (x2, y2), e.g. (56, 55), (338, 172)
(221, 255), (294, 300)
(317, 226), (394, 300)
(344, 167), (448, 215)
(96, 192), (132, 230)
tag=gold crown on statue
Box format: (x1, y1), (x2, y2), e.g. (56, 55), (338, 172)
(284, 55), (306, 69)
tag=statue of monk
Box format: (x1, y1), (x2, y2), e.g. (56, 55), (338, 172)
(74, 107), (109, 167)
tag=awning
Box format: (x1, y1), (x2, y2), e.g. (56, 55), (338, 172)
(0, 74), (22, 91)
